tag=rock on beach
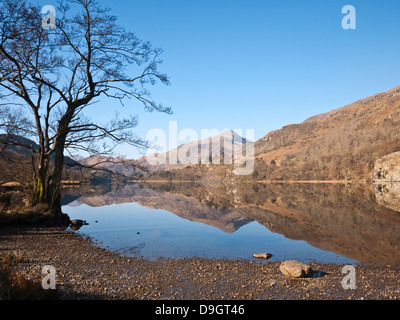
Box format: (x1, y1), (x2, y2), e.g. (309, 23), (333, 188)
(279, 260), (314, 278)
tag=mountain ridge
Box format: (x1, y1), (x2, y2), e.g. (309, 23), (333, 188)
(77, 85), (400, 182)
(135, 129), (253, 173)
(3, 85), (400, 183)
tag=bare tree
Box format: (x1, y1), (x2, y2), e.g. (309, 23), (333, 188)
(0, 0), (171, 215)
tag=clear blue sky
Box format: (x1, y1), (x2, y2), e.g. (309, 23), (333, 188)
(42, 0), (400, 158)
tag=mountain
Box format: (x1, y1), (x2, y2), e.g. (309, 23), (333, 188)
(0, 134), (81, 184)
(0, 134), (79, 167)
(79, 155), (142, 178)
(251, 86), (400, 181)
(0, 135), (39, 160)
(136, 129), (252, 173)
(5, 85), (400, 184)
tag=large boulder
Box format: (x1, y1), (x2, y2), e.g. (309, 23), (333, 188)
(279, 260), (313, 278)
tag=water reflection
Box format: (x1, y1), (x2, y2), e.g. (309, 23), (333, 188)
(62, 181), (400, 265)
(372, 181), (400, 212)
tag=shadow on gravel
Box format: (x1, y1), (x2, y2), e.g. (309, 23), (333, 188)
(312, 270), (328, 278)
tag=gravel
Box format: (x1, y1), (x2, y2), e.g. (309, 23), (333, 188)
(1, 226), (399, 300)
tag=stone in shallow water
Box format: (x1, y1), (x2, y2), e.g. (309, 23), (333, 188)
(70, 219), (84, 225)
(252, 253), (272, 260)
(279, 260), (313, 278)
(69, 219), (88, 231)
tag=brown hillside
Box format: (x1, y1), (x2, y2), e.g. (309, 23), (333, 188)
(253, 86), (400, 181)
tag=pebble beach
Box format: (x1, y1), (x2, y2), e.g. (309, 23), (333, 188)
(0, 226), (399, 301)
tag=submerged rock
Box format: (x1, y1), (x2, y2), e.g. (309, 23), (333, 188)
(279, 260), (313, 278)
(70, 219), (84, 226)
(69, 219), (88, 231)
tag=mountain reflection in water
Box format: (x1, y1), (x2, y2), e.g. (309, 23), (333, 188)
(62, 182), (400, 265)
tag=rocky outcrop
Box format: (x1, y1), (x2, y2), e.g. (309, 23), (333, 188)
(373, 152), (400, 182)
(373, 182), (400, 213)
(372, 152), (400, 212)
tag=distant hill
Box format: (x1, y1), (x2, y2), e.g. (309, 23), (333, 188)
(79, 155), (141, 179)
(0, 134), (78, 166)
(0, 135), (39, 160)
(136, 129), (252, 173)
(0, 135), (82, 184)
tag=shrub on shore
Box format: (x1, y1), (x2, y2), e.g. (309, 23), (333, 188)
(0, 252), (59, 300)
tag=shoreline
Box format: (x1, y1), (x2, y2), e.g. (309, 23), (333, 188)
(0, 226), (399, 300)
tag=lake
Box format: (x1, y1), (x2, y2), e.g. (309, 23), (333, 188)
(61, 181), (400, 265)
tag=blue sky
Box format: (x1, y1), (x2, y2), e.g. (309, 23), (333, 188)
(41, 0), (400, 158)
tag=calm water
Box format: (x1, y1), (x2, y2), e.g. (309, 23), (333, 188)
(62, 182), (400, 265)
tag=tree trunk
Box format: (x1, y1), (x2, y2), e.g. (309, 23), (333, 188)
(31, 152), (49, 207)
(48, 108), (74, 216)
(32, 167), (47, 205)
(48, 137), (66, 216)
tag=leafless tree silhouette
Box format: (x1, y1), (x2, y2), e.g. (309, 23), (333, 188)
(0, 0), (171, 215)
